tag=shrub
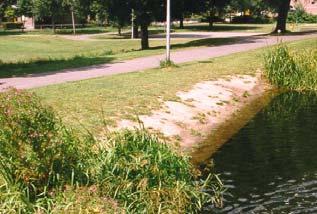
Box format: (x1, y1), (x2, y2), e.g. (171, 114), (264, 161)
(2, 22), (24, 30)
(96, 129), (223, 213)
(0, 89), (94, 199)
(288, 5), (317, 23)
(264, 44), (317, 90)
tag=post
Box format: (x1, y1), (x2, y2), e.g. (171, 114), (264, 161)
(131, 9), (135, 39)
(71, 8), (76, 35)
(166, 0), (171, 62)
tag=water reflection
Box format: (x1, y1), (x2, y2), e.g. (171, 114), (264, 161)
(204, 92), (317, 213)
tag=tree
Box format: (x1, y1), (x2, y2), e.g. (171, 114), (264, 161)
(62, 0), (92, 34)
(131, 0), (164, 50)
(17, 0), (34, 17)
(266, 0), (291, 33)
(202, 0), (231, 28)
(0, 0), (15, 23)
(106, 0), (131, 35)
(172, 0), (199, 29)
(33, 0), (66, 33)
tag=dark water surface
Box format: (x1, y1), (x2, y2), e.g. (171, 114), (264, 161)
(204, 92), (317, 213)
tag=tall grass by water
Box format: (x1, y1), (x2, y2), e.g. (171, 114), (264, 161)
(264, 43), (317, 90)
(0, 89), (223, 213)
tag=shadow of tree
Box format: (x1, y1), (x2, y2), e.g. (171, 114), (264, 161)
(147, 37), (242, 51)
(176, 24), (262, 32)
(0, 30), (25, 36)
(0, 55), (114, 78)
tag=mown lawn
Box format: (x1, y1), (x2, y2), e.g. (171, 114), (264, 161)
(2, 23), (316, 78)
(0, 34), (237, 78)
(32, 38), (317, 133)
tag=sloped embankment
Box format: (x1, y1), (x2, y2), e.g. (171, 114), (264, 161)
(118, 74), (273, 159)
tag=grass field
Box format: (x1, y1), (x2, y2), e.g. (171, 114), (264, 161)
(1, 23), (316, 78)
(31, 38), (317, 134)
(0, 34), (237, 78)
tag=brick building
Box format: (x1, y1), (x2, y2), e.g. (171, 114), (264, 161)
(291, 0), (317, 14)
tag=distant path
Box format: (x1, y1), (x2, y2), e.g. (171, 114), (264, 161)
(1, 33), (317, 90)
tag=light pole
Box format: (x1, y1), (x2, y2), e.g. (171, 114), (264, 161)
(131, 9), (135, 39)
(166, 0), (171, 62)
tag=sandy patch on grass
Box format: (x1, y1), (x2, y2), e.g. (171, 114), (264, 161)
(117, 74), (271, 150)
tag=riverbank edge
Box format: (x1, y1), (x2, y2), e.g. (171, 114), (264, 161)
(190, 83), (278, 164)
(116, 74), (276, 162)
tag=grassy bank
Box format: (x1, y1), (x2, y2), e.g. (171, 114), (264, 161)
(0, 90), (223, 213)
(31, 38), (317, 133)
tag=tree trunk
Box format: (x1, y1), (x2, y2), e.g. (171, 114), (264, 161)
(71, 9), (76, 35)
(208, 10), (214, 28)
(133, 24), (139, 38)
(52, 16), (56, 34)
(140, 24), (149, 50)
(118, 26), (122, 36)
(179, 15), (184, 29)
(274, 0), (291, 33)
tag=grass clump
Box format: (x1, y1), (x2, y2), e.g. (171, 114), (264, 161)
(96, 129), (223, 213)
(264, 43), (317, 90)
(0, 90), (223, 213)
(160, 59), (177, 68)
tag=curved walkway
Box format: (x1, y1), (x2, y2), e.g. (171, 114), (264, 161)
(1, 32), (317, 90)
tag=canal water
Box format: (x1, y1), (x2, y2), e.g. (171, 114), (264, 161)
(204, 92), (317, 213)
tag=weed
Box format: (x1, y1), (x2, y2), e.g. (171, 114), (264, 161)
(160, 60), (177, 68)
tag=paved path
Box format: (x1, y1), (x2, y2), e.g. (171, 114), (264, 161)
(1, 32), (317, 90)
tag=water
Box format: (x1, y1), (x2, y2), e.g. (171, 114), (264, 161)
(204, 92), (317, 213)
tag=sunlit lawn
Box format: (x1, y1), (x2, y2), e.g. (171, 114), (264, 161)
(1, 23), (316, 78)
(31, 38), (317, 134)
(0, 34), (238, 78)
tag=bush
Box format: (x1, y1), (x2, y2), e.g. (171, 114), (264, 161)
(0, 90), (93, 199)
(96, 129), (223, 213)
(288, 5), (317, 23)
(264, 44), (317, 90)
(2, 22), (24, 30)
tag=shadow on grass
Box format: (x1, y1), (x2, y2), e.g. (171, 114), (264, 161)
(148, 37), (241, 51)
(94, 29), (167, 40)
(0, 30), (25, 36)
(0, 28), (111, 36)
(0, 55), (114, 78)
(0, 35), (268, 79)
(55, 28), (109, 35)
(176, 24), (262, 32)
(270, 29), (317, 36)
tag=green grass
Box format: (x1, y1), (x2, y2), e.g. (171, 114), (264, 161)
(31, 38), (317, 133)
(0, 34), (238, 78)
(2, 23), (316, 78)
(264, 43), (317, 90)
(0, 25), (128, 36)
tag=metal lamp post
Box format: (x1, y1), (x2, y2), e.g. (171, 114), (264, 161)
(166, 0), (171, 62)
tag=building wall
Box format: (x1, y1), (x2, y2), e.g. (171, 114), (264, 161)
(291, 0), (317, 15)
(17, 16), (35, 30)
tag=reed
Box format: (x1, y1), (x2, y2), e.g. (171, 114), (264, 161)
(264, 43), (317, 91)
